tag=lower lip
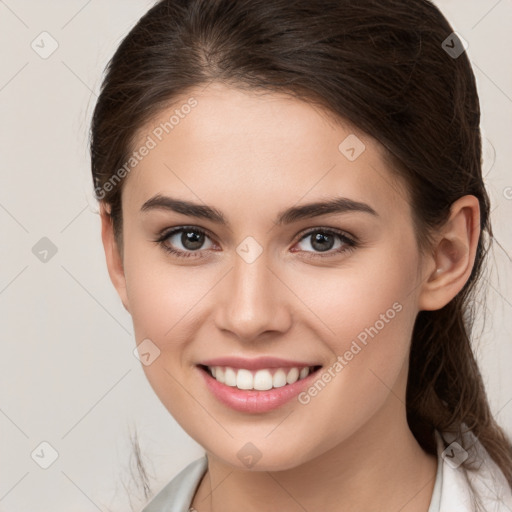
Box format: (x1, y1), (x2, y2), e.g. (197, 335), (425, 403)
(197, 366), (321, 413)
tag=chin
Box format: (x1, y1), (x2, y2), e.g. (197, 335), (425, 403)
(203, 438), (315, 472)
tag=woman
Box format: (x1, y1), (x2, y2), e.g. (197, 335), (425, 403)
(90, 0), (512, 510)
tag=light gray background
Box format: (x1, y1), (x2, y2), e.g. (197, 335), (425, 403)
(0, 1), (511, 511)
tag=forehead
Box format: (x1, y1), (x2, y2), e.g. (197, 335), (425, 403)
(125, 82), (411, 221)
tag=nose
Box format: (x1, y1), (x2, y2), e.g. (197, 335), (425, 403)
(213, 248), (292, 342)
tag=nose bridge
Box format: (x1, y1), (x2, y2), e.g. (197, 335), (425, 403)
(215, 241), (290, 340)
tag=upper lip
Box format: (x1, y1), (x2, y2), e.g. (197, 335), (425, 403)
(198, 356), (321, 371)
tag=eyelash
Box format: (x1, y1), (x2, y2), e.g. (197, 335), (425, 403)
(154, 226), (358, 260)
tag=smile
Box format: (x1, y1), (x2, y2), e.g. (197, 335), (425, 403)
(197, 362), (323, 413)
(201, 365), (319, 391)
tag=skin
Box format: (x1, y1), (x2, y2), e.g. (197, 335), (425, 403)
(100, 82), (480, 512)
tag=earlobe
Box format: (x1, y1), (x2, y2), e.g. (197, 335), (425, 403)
(99, 202), (130, 313)
(418, 195), (480, 311)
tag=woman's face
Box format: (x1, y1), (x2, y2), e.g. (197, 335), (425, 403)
(110, 82), (432, 470)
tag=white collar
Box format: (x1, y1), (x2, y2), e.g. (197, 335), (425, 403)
(433, 429), (512, 511)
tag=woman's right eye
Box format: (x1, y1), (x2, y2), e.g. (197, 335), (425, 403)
(155, 227), (215, 259)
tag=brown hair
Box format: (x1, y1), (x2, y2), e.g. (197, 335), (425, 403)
(90, 0), (512, 503)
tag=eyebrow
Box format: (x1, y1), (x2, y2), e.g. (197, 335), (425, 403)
(140, 194), (378, 226)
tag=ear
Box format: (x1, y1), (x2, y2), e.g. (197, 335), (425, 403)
(418, 195), (481, 311)
(99, 202), (130, 312)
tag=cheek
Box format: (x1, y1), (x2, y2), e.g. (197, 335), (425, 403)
(288, 242), (419, 351)
(123, 242), (210, 341)
(286, 243), (419, 419)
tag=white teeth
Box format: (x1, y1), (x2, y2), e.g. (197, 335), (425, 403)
(273, 369), (287, 388)
(254, 369), (273, 390)
(215, 367), (224, 383)
(236, 369), (253, 390)
(207, 365), (315, 390)
(286, 367), (299, 384)
(224, 367), (237, 387)
(299, 367), (309, 380)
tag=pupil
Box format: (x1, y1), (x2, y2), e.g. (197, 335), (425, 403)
(182, 230), (204, 250)
(312, 232), (333, 252)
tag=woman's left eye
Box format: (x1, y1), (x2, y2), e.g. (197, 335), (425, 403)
(155, 226), (357, 259)
(293, 228), (357, 257)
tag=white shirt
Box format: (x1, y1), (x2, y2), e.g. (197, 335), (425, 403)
(141, 429), (512, 511)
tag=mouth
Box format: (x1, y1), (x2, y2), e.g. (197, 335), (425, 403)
(198, 364), (322, 391)
(197, 362), (323, 413)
